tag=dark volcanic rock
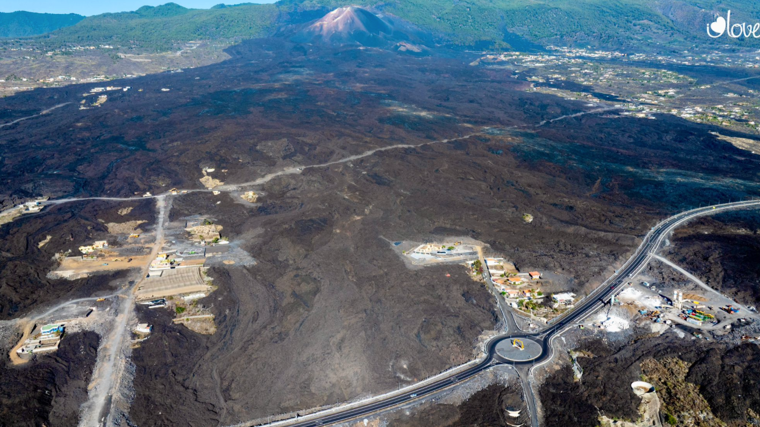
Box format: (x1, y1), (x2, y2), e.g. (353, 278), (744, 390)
(664, 211), (760, 306)
(0, 200), (152, 319)
(382, 382), (529, 427)
(2, 26), (760, 427)
(0, 331), (99, 427)
(541, 336), (760, 427)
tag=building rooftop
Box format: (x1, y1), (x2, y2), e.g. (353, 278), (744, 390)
(40, 324), (64, 335)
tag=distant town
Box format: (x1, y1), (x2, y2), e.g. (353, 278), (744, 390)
(473, 47), (760, 136)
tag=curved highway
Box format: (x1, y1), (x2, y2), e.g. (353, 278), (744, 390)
(243, 200), (760, 427)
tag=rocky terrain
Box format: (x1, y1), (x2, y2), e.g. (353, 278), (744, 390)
(0, 40), (234, 97)
(117, 54), (671, 421)
(663, 211), (760, 307)
(8, 0), (760, 52)
(0, 199), (154, 319)
(382, 382), (529, 427)
(0, 331), (99, 426)
(541, 335), (760, 427)
(2, 5), (760, 427)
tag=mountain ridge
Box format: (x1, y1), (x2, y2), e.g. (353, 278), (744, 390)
(0, 11), (84, 38)
(9, 0), (760, 52)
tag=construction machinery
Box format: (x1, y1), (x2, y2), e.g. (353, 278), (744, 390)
(722, 305), (740, 314)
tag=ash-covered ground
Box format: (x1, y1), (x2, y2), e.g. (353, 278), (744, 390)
(380, 381), (529, 427)
(0, 331), (99, 426)
(662, 210), (760, 307)
(2, 26), (760, 427)
(540, 332), (760, 427)
(0, 199), (154, 319)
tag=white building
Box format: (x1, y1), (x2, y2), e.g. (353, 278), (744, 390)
(552, 292), (576, 305)
(484, 257), (518, 277)
(134, 324), (153, 334)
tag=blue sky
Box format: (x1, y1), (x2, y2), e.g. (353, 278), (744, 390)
(0, 1), (277, 16)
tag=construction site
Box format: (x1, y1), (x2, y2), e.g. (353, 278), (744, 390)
(134, 217), (230, 301)
(128, 215), (248, 334)
(595, 277), (759, 338)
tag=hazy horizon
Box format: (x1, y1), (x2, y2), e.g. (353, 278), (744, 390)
(0, 0), (277, 16)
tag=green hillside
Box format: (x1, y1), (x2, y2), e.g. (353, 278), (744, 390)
(0, 11), (84, 38)
(30, 0), (760, 51)
(290, 0), (760, 49)
(38, 3), (279, 50)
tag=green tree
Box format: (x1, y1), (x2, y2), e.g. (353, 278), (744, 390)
(471, 260), (483, 274)
(665, 413), (677, 425)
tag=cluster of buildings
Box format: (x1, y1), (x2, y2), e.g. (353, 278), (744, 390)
(137, 219), (227, 301)
(39, 75), (77, 83)
(79, 86), (130, 109)
(501, 288), (542, 300)
(474, 256), (579, 317)
(404, 242), (478, 265)
(484, 257), (518, 277)
(475, 46), (760, 135)
(16, 324), (65, 356)
(483, 257), (541, 288)
(78, 240), (109, 255)
(479, 257), (573, 314)
(89, 86), (129, 93)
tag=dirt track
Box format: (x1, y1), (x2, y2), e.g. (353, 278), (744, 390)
(79, 195), (170, 426)
(8, 319), (33, 365)
(8, 292), (122, 365)
(53, 254), (152, 278)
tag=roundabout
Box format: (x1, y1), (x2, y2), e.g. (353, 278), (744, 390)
(493, 337), (543, 362)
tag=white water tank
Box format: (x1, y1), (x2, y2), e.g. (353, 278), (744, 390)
(631, 381), (655, 396)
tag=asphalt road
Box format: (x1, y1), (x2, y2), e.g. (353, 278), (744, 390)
(247, 200), (760, 427)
